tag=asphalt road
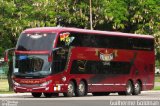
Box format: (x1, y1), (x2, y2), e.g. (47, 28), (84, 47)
(0, 91), (160, 106)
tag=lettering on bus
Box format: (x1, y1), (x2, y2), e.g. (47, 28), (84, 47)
(20, 79), (45, 84)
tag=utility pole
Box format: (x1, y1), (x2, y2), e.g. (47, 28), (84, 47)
(89, 0), (93, 30)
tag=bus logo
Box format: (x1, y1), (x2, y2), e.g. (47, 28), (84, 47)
(98, 50), (118, 61)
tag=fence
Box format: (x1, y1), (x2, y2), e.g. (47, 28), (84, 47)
(0, 64), (9, 91)
(0, 65), (8, 79)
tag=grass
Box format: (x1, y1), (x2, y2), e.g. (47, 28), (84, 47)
(0, 79), (9, 92)
(0, 91), (14, 94)
(155, 75), (160, 82)
(0, 79), (15, 94)
(153, 86), (160, 90)
(154, 75), (160, 90)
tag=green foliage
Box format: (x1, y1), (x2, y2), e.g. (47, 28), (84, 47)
(156, 60), (160, 68)
(154, 86), (160, 90)
(0, 0), (160, 62)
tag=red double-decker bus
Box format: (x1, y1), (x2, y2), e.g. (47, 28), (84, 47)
(5, 27), (155, 97)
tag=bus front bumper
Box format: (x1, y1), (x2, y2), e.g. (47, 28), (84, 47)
(13, 84), (68, 93)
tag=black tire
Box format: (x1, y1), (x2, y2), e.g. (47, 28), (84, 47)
(31, 92), (42, 98)
(132, 81), (141, 95)
(43, 93), (53, 98)
(118, 81), (133, 95)
(76, 81), (87, 96)
(53, 93), (59, 97)
(63, 81), (75, 97)
(92, 92), (110, 96)
(118, 92), (126, 95)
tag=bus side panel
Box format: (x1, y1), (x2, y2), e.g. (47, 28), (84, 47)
(67, 47), (155, 92)
(131, 51), (155, 91)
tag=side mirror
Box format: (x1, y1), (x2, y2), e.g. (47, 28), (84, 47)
(4, 48), (15, 62)
(48, 47), (62, 62)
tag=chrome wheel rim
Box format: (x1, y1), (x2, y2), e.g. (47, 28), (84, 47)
(68, 83), (74, 94)
(79, 83), (85, 94)
(127, 83), (131, 93)
(135, 83), (140, 93)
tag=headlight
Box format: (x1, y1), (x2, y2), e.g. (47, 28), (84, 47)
(13, 80), (20, 86)
(40, 80), (52, 87)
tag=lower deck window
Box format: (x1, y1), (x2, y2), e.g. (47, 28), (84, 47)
(70, 60), (131, 75)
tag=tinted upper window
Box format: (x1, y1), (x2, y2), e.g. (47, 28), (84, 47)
(68, 32), (154, 51)
(16, 33), (56, 51)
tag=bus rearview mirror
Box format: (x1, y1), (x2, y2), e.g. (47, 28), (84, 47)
(4, 48), (15, 62)
(4, 51), (8, 62)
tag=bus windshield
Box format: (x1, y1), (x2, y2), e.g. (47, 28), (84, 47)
(16, 33), (56, 51)
(13, 55), (52, 78)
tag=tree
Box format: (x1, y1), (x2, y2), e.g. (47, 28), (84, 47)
(1, 0), (57, 91)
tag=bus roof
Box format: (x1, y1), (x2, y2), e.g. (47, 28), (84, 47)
(23, 27), (154, 39)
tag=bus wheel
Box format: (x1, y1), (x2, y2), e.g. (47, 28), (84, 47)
(92, 92), (110, 96)
(63, 81), (75, 97)
(132, 81), (141, 95)
(76, 81), (86, 96)
(118, 81), (133, 95)
(43, 93), (53, 98)
(126, 81), (133, 95)
(31, 92), (42, 97)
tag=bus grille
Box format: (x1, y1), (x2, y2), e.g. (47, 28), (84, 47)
(21, 84), (40, 87)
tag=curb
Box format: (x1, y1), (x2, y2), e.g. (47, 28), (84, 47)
(142, 90), (160, 93)
(0, 91), (160, 97)
(0, 93), (31, 97)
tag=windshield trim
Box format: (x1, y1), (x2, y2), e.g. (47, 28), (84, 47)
(15, 50), (50, 55)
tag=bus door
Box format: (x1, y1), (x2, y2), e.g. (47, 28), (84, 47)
(51, 33), (71, 74)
